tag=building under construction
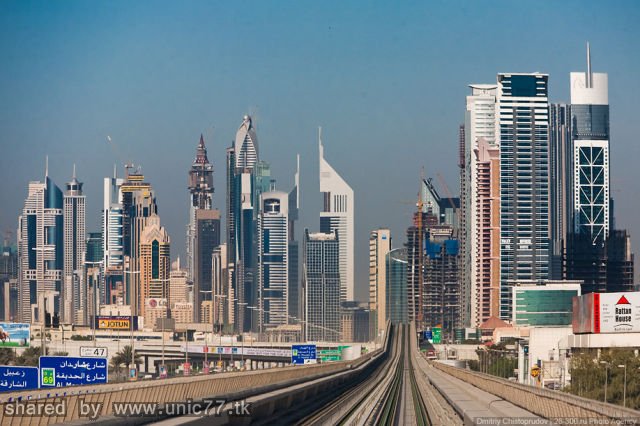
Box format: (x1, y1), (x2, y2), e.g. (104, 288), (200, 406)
(405, 177), (461, 335)
(423, 225), (460, 338)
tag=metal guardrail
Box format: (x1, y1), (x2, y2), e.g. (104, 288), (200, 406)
(431, 361), (640, 422)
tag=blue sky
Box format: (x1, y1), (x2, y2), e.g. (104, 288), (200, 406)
(1, 1), (639, 299)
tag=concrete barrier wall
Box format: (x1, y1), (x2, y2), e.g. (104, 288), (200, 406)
(432, 361), (640, 421)
(0, 332), (386, 426)
(0, 359), (368, 425)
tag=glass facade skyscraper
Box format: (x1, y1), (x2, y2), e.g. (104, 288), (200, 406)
(227, 115), (259, 332)
(497, 73), (550, 321)
(18, 165), (64, 323)
(303, 230), (340, 342)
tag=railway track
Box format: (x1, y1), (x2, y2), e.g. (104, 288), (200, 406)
(299, 324), (432, 426)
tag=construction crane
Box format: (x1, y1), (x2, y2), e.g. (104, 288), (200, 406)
(436, 173), (457, 212)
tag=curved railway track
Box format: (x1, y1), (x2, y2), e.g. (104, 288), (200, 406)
(299, 324), (431, 426)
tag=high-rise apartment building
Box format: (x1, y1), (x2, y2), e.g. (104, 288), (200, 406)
(257, 191), (290, 331)
(63, 166), (86, 324)
(227, 115), (259, 332)
(139, 215), (170, 328)
(497, 73), (550, 320)
(17, 163), (64, 323)
(369, 229), (391, 337)
(319, 129), (354, 303)
(463, 84), (498, 327)
(471, 138), (500, 327)
(303, 230), (340, 342)
(187, 135), (221, 323)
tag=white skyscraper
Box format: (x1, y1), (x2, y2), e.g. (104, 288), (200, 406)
(63, 166), (86, 324)
(102, 167), (124, 269)
(257, 191), (289, 331)
(319, 128), (354, 302)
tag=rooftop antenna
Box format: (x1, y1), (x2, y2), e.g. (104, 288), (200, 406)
(72, 163), (76, 179)
(586, 41), (592, 88)
(45, 155), (49, 179)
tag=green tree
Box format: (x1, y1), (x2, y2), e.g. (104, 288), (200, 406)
(0, 348), (16, 365)
(567, 348), (640, 409)
(16, 346), (41, 366)
(110, 354), (125, 380)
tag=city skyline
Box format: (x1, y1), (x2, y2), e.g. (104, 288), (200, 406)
(2, 2), (640, 302)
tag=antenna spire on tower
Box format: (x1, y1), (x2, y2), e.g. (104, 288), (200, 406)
(586, 41), (592, 88)
(45, 156), (49, 179)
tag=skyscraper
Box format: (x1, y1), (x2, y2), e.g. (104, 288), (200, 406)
(369, 229), (391, 337)
(120, 166), (158, 316)
(423, 225), (460, 339)
(287, 156), (300, 322)
(17, 161), (64, 323)
(63, 166), (86, 325)
(319, 128), (354, 302)
(257, 191), (289, 332)
(187, 135), (221, 322)
(471, 138), (500, 327)
(497, 73), (550, 320)
(463, 84), (498, 327)
(139, 215), (170, 329)
(570, 44), (610, 243)
(549, 103), (572, 280)
(303, 230), (340, 342)
(564, 45), (634, 294)
(102, 167), (124, 306)
(227, 115), (259, 332)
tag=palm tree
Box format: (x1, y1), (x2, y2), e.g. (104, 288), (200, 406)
(116, 345), (141, 370)
(109, 354), (124, 380)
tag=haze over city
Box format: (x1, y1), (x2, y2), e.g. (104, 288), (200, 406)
(2, 2), (639, 299)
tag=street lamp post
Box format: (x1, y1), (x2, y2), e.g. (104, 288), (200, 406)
(123, 267), (140, 377)
(618, 364), (627, 407)
(84, 260), (104, 347)
(599, 361), (609, 403)
(237, 302), (248, 369)
(213, 294), (230, 370)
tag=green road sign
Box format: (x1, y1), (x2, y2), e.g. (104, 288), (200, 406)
(432, 327), (442, 344)
(320, 355), (341, 362)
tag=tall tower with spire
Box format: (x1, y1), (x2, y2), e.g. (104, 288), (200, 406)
(63, 165), (86, 324)
(187, 134), (220, 322)
(17, 158), (64, 323)
(227, 115), (259, 332)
